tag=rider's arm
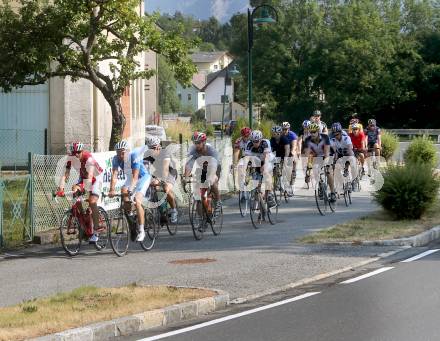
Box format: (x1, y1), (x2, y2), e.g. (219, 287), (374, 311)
(131, 168), (140, 191)
(377, 129), (382, 147)
(109, 169), (119, 192)
(58, 167), (70, 191)
(233, 147), (240, 167)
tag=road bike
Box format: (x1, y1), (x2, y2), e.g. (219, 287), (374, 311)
(273, 159), (290, 204)
(103, 192), (159, 257)
(249, 168), (278, 229)
(315, 165), (336, 216)
(148, 179), (179, 236)
(55, 190), (110, 257)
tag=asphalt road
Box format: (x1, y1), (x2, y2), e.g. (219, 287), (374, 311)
(121, 243), (440, 341)
(0, 185), (397, 307)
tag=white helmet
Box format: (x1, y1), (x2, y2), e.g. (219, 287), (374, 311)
(146, 136), (161, 148)
(114, 140), (128, 151)
(250, 130), (263, 142)
(271, 125), (282, 133)
(282, 122), (290, 129)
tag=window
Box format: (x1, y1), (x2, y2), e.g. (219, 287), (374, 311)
(202, 93), (205, 100)
(213, 64), (218, 70)
(178, 94), (182, 100)
(188, 94), (192, 101)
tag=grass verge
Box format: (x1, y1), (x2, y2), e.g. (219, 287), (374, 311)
(0, 285), (215, 341)
(298, 201), (440, 244)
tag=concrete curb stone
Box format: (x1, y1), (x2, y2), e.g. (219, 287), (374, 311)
(28, 288), (229, 341)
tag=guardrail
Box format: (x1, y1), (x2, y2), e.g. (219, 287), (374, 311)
(387, 129), (440, 143)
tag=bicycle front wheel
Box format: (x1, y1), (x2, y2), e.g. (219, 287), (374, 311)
(59, 211), (82, 256)
(210, 202), (223, 236)
(315, 182), (328, 216)
(94, 207), (110, 251)
(267, 191), (278, 225)
(109, 211), (130, 257)
(190, 199), (205, 240)
(250, 190), (264, 229)
(238, 191), (249, 217)
(166, 202), (178, 236)
(141, 209), (159, 251)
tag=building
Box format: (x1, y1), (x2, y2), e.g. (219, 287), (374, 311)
(190, 52), (233, 75)
(176, 73), (206, 112)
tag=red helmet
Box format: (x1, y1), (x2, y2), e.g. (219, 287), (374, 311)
(191, 131), (207, 143)
(241, 127), (252, 137)
(69, 142), (84, 155)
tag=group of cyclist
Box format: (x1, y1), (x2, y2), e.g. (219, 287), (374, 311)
(55, 110), (381, 244)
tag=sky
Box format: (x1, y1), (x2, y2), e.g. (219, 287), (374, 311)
(145, 0), (250, 23)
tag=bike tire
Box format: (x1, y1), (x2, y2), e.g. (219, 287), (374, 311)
(190, 200), (204, 240)
(210, 202), (223, 236)
(59, 211), (82, 256)
(315, 183), (327, 216)
(141, 209), (159, 251)
(94, 207), (110, 251)
(250, 190), (263, 229)
(109, 211), (130, 257)
(238, 191), (249, 217)
(267, 191), (278, 225)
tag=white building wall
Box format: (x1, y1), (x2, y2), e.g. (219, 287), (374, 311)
(205, 77), (233, 106)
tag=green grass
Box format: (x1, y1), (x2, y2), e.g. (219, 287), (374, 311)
(298, 200), (440, 244)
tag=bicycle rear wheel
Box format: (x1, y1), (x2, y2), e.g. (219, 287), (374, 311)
(109, 211), (130, 257)
(94, 207), (110, 251)
(59, 211), (82, 256)
(250, 190), (264, 229)
(315, 182), (328, 216)
(141, 209), (159, 251)
(190, 199), (205, 240)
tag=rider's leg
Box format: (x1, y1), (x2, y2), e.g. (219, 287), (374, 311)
(164, 183), (176, 209)
(121, 187), (131, 212)
(88, 194), (99, 231)
(374, 143), (381, 158)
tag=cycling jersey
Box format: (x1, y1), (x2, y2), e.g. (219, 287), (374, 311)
(304, 134), (330, 157)
(330, 135), (353, 156)
(328, 130), (348, 139)
(348, 119), (364, 133)
(349, 131), (366, 150)
(234, 137), (250, 154)
(316, 121), (328, 133)
(365, 126), (381, 145)
(270, 136), (290, 158)
(112, 146), (148, 178)
(245, 139), (271, 161)
(66, 151), (103, 182)
(283, 131), (298, 144)
(186, 143), (221, 178)
(143, 148), (178, 184)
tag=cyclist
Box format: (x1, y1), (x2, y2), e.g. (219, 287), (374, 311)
(144, 136), (178, 224)
(349, 123), (367, 174)
(281, 121), (298, 185)
(365, 119), (381, 159)
(108, 141), (151, 242)
(304, 123), (337, 202)
(330, 122), (354, 177)
(233, 127), (252, 167)
(298, 120), (311, 156)
(184, 132), (222, 216)
(270, 125), (290, 159)
(57, 142), (103, 244)
(244, 130), (277, 208)
(348, 112), (363, 133)
(310, 110), (328, 134)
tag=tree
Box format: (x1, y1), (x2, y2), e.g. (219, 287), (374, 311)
(0, 0), (197, 148)
(158, 55), (181, 114)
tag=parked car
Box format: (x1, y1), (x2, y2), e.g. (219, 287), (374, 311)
(145, 125), (167, 142)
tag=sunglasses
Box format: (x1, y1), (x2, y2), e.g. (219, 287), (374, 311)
(310, 131), (319, 134)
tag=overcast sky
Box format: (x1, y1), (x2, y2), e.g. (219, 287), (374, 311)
(145, 0), (250, 22)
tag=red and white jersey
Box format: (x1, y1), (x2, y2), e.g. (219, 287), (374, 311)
(234, 137), (250, 154)
(66, 151), (103, 182)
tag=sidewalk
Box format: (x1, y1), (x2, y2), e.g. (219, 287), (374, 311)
(0, 188), (400, 307)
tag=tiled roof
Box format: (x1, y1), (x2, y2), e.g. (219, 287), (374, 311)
(191, 51), (229, 63)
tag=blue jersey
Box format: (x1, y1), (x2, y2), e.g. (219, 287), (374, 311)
(112, 146), (148, 178)
(284, 131), (298, 144)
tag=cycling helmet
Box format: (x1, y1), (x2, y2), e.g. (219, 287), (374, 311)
(331, 122), (343, 133)
(282, 122), (291, 129)
(250, 130), (263, 142)
(146, 136), (161, 148)
(241, 127), (252, 137)
(272, 125), (282, 134)
(69, 142), (84, 155)
(368, 119), (376, 126)
(191, 131), (207, 143)
(351, 123), (361, 130)
(309, 123), (320, 132)
(312, 110), (322, 117)
(114, 140), (128, 151)
(302, 120), (311, 128)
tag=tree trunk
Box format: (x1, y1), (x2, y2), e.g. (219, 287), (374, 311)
(108, 97), (126, 150)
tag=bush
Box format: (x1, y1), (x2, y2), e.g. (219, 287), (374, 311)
(373, 163), (440, 219)
(164, 120), (192, 142)
(231, 117), (249, 145)
(381, 130), (399, 162)
(205, 124), (214, 137)
(256, 119), (275, 140)
(404, 136), (438, 168)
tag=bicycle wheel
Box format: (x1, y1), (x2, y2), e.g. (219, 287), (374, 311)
(166, 202), (178, 236)
(328, 187), (336, 213)
(109, 211), (130, 257)
(141, 209), (159, 251)
(343, 183), (350, 207)
(94, 207), (110, 251)
(190, 199), (205, 240)
(250, 190), (264, 229)
(267, 191), (278, 225)
(239, 190), (250, 217)
(59, 211), (82, 256)
(315, 182), (328, 216)
(210, 201), (223, 236)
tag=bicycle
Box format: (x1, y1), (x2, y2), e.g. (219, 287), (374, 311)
(54, 190), (110, 257)
(183, 175), (223, 240)
(249, 168), (278, 229)
(315, 165), (336, 216)
(236, 164), (251, 217)
(273, 159), (290, 204)
(148, 179), (179, 236)
(104, 192), (159, 257)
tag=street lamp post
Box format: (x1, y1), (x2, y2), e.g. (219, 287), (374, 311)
(221, 64), (240, 139)
(247, 4), (278, 129)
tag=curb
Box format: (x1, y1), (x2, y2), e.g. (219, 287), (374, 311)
(28, 288), (229, 341)
(324, 226), (440, 247)
(231, 247), (409, 304)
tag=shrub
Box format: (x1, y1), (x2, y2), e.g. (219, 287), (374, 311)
(373, 163), (440, 219)
(381, 130), (399, 162)
(256, 119), (275, 140)
(231, 117), (249, 145)
(205, 124), (214, 137)
(404, 136), (438, 168)
(164, 120), (192, 142)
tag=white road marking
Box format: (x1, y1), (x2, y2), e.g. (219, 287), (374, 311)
(400, 249), (440, 263)
(340, 267), (394, 284)
(138, 292), (321, 341)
